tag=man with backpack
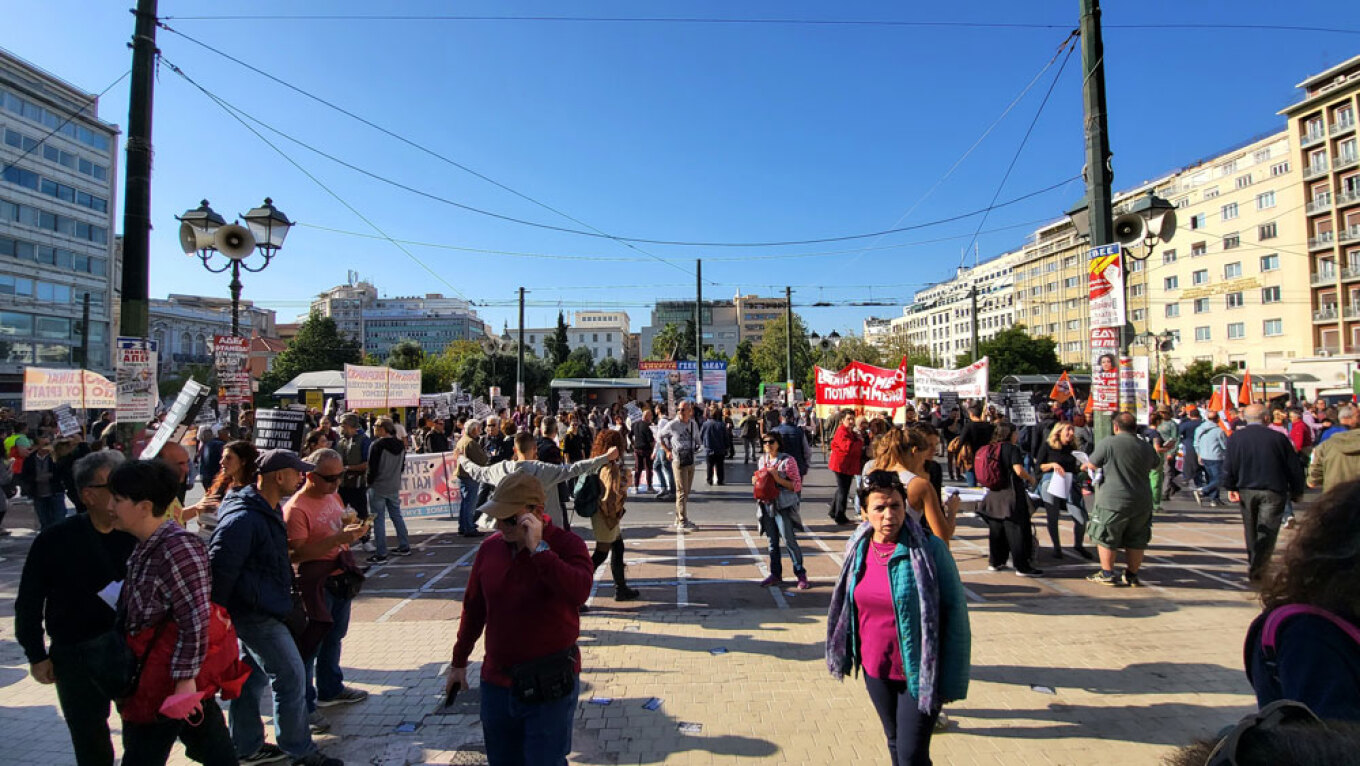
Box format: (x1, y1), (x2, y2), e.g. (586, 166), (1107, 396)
(772, 408), (812, 489)
(1082, 412), (1161, 587)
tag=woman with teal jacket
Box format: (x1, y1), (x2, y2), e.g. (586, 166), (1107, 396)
(826, 470), (971, 765)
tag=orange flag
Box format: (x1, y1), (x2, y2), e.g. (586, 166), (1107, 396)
(1084, 395), (1093, 415)
(1049, 371), (1073, 403)
(1152, 373), (1170, 406)
(1238, 370), (1253, 406)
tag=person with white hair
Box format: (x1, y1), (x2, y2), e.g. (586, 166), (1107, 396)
(455, 419), (489, 538)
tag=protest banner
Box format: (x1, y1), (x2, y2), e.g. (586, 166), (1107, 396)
(213, 335), (252, 405)
(53, 404), (82, 437)
(400, 451), (461, 518)
(938, 391), (960, 415)
(491, 395), (510, 411)
(533, 396), (547, 413)
(143, 379), (210, 459)
(913, 358), (989, 399)
(388, 369), (420, 407)
(23, 368), (117, 411)
(472, 397), (494, 420)
(253, 408), (308, 451)
(1129, 356), (1151, 424)
(640, 361), (728, 403)
(1088, 243), (1125, 330)
(814, 358), (909, 410)
(1090, 327), (1120, 412)
(343, 364), (390, 409)
(116, 343), (158, 423)
(625, 401), (644, 424)
(557, 392), (574, 411)
(419, 394), (441, 410)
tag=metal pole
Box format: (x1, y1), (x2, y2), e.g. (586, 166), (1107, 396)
(785, 286), (794, 406)
(517, 287), (525, 406)
(79, 292), (91, 368)
(119, 0), (157, 339)
(229, 260), (241, 430)
(970, 284), (979, 363)
(1081, 0), (1116, 442)
(695, 260), (703, 404)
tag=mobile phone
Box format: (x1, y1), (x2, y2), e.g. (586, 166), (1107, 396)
(444, 685), (458, 708)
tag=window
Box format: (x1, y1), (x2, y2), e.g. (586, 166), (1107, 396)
(1270, 161), (1290, 177)
(1263, 319), (1283, 336)
(1236, 174), (1253, 189)
(592, 333), (598, 342)
(1063, 276), (1080, 288)
(1256, 190), (1276, 209)
(1132, 308), (1146, 321)
(1162, 249), (1177, 264)
(1224, 262), (1242, 279)
(1260, 254), (1279, 271)
(1222, 202), (1239, 220)
(1066, 319), (1080, 330)
(1190, 214), (1206, 230)
(1203, 187), (1219, 200)
(1223, 233), (1241, 249)
(1262, 285), (1282, 303)
(1227, 322), (1246, 340)
(1192, 270), (1209, 285)
(1130, 284), (1145, 298)
(1194, 297), (1211, 313)
(1226, 292), (1244, 308)
(1128, 260), (1144, 273)
(1254, 149), (1272, 163)
(1164, 276), (1180, 290)
(1191, 242), (1207, 257)
(1259, 223), (1278, 240)
(1195, 326), (1212, 341)
(605, 333), (612, 342)
(1165, 303), (1180, 318)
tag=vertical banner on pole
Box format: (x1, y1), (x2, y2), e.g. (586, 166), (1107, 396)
(1089, 243), (1124, 414)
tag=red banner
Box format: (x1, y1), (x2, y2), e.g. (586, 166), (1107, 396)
(815, 358), (908, 410)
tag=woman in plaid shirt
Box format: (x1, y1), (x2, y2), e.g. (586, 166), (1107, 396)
(110, 459), (238, 765)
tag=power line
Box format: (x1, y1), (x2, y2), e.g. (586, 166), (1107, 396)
(1, 70), (130, 175)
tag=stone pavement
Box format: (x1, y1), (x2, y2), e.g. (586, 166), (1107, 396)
(0, 464), (1269, 765)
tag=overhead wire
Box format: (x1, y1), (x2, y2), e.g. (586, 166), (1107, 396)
(1, 69), (130, 175)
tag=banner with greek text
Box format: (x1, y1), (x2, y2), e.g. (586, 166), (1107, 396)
(22, 368), (116, 411)
(400, 451), (461, 518)
(387, 369), (421, 407)
(815, 358), (909, 409)
(912, 358), (989, 399)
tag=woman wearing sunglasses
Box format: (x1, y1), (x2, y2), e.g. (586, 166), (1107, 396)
(827, 471), (971, 766)
(753, 432), (809, 589)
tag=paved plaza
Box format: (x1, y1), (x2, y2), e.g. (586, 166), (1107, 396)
(0, 459), (1268, 765)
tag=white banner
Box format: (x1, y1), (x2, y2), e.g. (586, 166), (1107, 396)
(400, 451), (461, 518)
(913, 357), (989, 399)
(345, 364), (421, 409)
(22, 368), (116, 411)
(116, 344), (158, 423)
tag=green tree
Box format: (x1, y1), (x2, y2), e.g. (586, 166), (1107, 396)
(753, 314), (815, 395)
(1164, 359), (1237, 403)
(454, 352), (553, 399)
(555, 346), (596, 379)
(159, 363), (214, 399)
(650, 322), (689, 361)
(596, 356), (627, 378)
(258, 311), (363, 400)
(545, 311), (571, 368)
(727, 339), (759, 398)
(954, 325), (1060, 382)
(385, 339), (425, 370)
(878, 335), (936, 372)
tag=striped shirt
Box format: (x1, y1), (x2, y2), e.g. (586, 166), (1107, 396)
(121, 520), (212, 681)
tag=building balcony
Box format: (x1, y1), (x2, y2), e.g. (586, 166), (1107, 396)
(1340, 226), (1360, 244)
(1310, 232), (1337, 250)
(1336, 153), (1360, 172)
(1331, 117), (1357, 136)
(1343, 265), (1360, 281)
(1314, 306), (1339, 322)
(1302, 129), (1328, 147)
(1311, 269), (1338, 285)
(1316, 346), (1342, 356)
(1307, 193), (1333, 214)
(1305, 158), (1331, 178)
(1337, 189), (1360, 208)
(1346, 305), (1360, 319)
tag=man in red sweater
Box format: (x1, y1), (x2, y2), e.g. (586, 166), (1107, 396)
(445, 471), (593, 765)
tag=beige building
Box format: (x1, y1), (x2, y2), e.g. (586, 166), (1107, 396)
(1281, 54), (1360, 358)
(1014, 219), (1110, 367)
(734, 293), (788, 347)
(903, 249), (1023, 366)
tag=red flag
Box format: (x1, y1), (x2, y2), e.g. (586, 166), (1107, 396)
(1049, 371), (1074, 403)
(1238, 370), (1253, 406)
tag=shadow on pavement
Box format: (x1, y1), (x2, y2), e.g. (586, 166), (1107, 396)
(972, 661), (1250, 696)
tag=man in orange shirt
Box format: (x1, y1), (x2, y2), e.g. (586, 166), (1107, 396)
(283, 448), (370, 734)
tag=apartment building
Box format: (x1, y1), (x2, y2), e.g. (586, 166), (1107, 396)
(903, 249), (1023, 366)
(1282, 54), (1360, 358)
(734, 293), (789, 346)
(310, 278), (376, 345)
(862, 316), (893, 351)
(521, 311), (631, 363)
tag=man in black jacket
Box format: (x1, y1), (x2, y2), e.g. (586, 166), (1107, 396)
(16, 450), (133, 766)
(1221, 404), (1306, 583)
(424, 418), (451, 454)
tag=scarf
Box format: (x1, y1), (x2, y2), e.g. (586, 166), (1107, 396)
(825, 517), (943, 715)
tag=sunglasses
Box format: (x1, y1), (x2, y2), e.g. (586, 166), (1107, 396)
(311, 472), (344, 483)
(762, 439), (777, 445)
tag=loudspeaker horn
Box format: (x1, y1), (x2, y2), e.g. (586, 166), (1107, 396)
(818, 338), (833, 351)
(1113, 213), (1145, 245)
(1149, 207), (1176, 243)
(212, 224), (256, 260)
(179, 222), (212, 254)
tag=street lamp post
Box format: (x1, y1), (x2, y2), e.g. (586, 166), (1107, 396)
(178, 198), (292, 429)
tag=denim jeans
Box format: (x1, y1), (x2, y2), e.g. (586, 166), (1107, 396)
(368, 489), (409, 556)
(761, 505), (805, 579)
(458, 477), (480, 535)
(229, 614), (317, 759)
(305, 588), (353, 710)
(652, 451), (673, 492)
(1199, 459), (1223, 501)
(481, 678), (580, 766)
(34, 494), (68, 530)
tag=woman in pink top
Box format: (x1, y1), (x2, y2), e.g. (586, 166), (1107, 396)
(752, 432), (808, 589)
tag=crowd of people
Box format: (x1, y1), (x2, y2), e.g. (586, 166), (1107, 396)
(3, 385), (1359, 765)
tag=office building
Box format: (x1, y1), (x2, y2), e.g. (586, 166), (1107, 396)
(639, 300), (740, 359)
(521, 311), (631, 363)
(0, 48), (119, 404)
(734, 293), (789, 346)
(363, 294), (488, 358)
(310, 277), (376, 345)
(148, 294), (276, 376)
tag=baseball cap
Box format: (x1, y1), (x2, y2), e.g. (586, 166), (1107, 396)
(256, 449), (311, 474)
(478, 471), (546, 520)
(340, 413), (363, 428)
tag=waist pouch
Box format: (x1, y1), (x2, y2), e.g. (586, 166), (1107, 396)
(324, 570), (365, 600)
(509, 647), (577, 703)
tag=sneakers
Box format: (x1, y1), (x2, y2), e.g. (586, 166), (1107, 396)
(673, 522), (690, 534)
(291, 753), (343, 766)
(316, 685), (369, 708)
(1086, 570), (1124, 586)
(759, 574), (783, 587)
(308, 709), (331, 734)
(986, 564), (1009, 572)
(681, 520), (699, 531)
(392, 547), (413, 556)
(1122, 571), (1143, 588)
(615, 585), (640, 602)
(1192, 489), (1203, 505)
(795, 572), (811, 590)
(1015, 568), (1045, 578)
(240, 745), (289, 766)
(366, 554), (388, 564)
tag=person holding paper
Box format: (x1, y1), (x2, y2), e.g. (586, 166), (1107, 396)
(1036, 423), (1092, 561)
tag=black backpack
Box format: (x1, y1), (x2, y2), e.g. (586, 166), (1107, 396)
(574, 473), (604, 518)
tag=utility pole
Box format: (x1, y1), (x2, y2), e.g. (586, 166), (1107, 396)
(785, 286), (794, 407)
(517, 287), (525, 407)
(120, 0), (158, 339)
(695, 259), (703, 404)
(78, 292), (91, 368)
(969, 283), (979, 363)
(1080, 0), (1116, 442)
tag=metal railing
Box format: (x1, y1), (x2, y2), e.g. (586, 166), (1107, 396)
(1305, 158), (1330, 178)
(1307, 193), (1333, 214)
(1336, 153), (1360, 171)
(1314, 306), (1340, 321)
(1302, 129), (1327, 146)
(1340, 226), (1360, 244)
(1331, 117), (1356, 135)
(1309, 232), (1336, 250)
(1337, 189), (1360, 207)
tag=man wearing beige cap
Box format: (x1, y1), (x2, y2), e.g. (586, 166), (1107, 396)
(445, 471), (592, 766)
(454, 432), (618, 530)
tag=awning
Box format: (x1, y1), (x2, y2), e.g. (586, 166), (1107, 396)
(1210, 373), (1319, 386)
(1000, 374), (1093, 386)
(271, 370), (346, 398)
(549, 377), (652, 390)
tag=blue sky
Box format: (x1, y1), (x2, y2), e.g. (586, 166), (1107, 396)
(6, 1), (1358, 336)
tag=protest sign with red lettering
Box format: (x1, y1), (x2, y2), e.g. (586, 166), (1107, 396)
(913, 358), (989, 399)
(815, 358), (909, 409)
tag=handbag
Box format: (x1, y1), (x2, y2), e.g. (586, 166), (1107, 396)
(71, 626), (160, 700)
(509, 647), (577, 703)
(283, 577), (308, 641)
(324, 570), (365, 600)
(753, 469), (779, 502)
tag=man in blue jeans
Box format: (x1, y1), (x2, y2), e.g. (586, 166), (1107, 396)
(365, 418), (410, 564)
(211, 449), (342, 766)
(454, 419), (489, 537)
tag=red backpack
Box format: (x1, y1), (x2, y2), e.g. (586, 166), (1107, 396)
(753, 460), (781, 502)
(973, 443), (1009, 490)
